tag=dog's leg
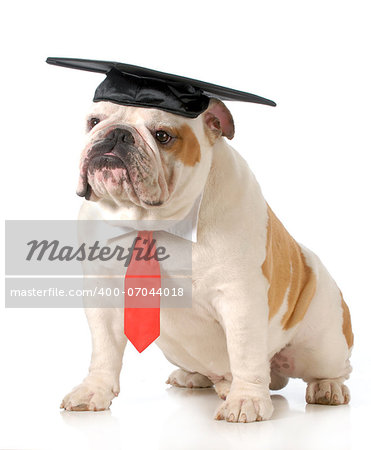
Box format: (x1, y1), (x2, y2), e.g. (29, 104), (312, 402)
(214, 367), (288, 399)
(213, 290), (273, 423)
(61, 307), (126, 411)
(283, 263), (353, 406)
(300, 341), (352, 406)
(166, 368), (213, 388)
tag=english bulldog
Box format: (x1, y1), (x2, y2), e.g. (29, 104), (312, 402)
(60, 98), (353, 422)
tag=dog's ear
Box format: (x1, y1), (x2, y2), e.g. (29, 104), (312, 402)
(203, 98), (235, 141)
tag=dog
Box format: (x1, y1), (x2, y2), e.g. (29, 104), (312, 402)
(60, 98), (353, 422)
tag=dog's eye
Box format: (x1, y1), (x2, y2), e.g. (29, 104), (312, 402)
(87, 117), (100, 131)
(155, 130), (172, 144)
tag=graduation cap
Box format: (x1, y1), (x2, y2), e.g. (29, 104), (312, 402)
(46, 57), (276, 118)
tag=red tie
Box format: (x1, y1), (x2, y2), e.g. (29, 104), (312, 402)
(124, 231), (161, 353)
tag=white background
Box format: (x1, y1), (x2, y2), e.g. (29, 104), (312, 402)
(1, 1), (370, 449)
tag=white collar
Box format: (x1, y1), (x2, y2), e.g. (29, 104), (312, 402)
(94, 192), (203, 244)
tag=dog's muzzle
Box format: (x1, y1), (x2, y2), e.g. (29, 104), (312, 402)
(77, 124), (164, 206)
(77, 125), (140, 199)
(88, 126), (136, 171)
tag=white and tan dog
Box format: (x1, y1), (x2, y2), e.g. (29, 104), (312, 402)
(61, 99), (353, 422)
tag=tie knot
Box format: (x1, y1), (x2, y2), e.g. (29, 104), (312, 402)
(137, 230), (153, 242)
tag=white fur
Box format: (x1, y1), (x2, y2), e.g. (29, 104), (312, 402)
(61, 103), (352, 422)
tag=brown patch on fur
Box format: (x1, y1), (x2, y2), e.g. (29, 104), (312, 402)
(262, 205), (317, 329)
(168, 124), (201, 166)
(340, 292), (354, 348)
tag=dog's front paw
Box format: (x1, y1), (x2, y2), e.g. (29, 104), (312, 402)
(214, 389), (273, 423)
(60, 375), (118, 411)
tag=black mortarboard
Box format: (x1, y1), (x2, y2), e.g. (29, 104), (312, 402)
(46, 57), (276, 118)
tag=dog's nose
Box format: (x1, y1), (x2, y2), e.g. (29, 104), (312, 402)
(106, 127), (135, 145)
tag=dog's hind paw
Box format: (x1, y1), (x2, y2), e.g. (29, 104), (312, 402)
(166, 369), (213, 389)
(214, 380), (231, 400)
(306, 379), (350, 405)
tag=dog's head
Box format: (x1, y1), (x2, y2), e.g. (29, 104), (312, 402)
(77, 99), (234, 211)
